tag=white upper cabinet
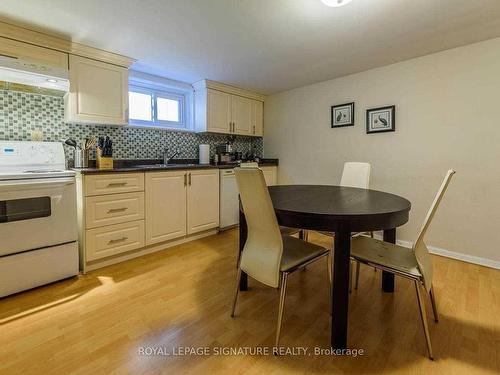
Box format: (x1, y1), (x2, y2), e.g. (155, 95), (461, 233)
(231, 95), (253, 135)
(65, 55), (129, 125)
(0, 37), (68, 69)
(207, 89), (231, 133)
(251, 100), (264, 136)
(194, 80), (265, 136)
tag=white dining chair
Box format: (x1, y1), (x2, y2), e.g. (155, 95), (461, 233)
(340, 162), (371, 189)
(235, 163), (302, 268)
(317, 162), (372, 239)
(317, 162), (373, 290)
(231, 167), (330, 348)
(239, 162), (300, 236)
(350, 169), (456, 359)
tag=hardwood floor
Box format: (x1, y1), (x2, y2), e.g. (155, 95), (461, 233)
(1, 229), (499, 374)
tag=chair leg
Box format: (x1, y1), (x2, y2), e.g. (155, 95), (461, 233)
(300, 230), (309, 272)
(354, 261), (360, 290)
(414, 281), (434, 360)
(369, 232), (376, 272)
(429, 287), (439, 323)
(349, 261), (353, 293)
(231, 267), (242, 317)
(327, 255), (332, 315)
(327, 250), (333, 282)
(275, 272), (289, 349)
(235, 249), (241, 268)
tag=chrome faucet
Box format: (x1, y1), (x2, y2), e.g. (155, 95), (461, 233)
(164, 148), (180, 164)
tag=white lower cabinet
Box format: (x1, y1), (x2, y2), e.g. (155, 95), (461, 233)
(145, 169), (219, 244)
(145, 171), (187, 245)
(85, 191), (144, 229)
(86, 220), (145, 261)
(79, 166), (252, 268)
(261, 166), (278, 186)
(187, 169), (220, 234)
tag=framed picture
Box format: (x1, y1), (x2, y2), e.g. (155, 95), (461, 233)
(366, 105), (395, 134)
(331, 102), (355, 128)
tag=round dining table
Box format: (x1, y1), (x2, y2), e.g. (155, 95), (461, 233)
(238, 185), (411, 349)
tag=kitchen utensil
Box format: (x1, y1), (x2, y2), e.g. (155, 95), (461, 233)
(65, 138), (78, 149)
(100, 136), (113, 157)
(83, 137), (96, 150)
(74, 149), (89, 168)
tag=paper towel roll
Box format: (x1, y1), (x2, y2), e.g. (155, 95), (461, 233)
(199, 144), (210, 164)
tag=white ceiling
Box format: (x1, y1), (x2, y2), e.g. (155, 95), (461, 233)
(1, 0), (500, 94)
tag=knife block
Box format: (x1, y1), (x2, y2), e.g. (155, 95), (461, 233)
(96, 148), (114, 169)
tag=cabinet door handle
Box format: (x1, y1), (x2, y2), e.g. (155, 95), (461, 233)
(107, 207), (128, 214)
(184, 173), (187, 186)
(229, 122), (232, 132)
(253, 125), (256, 134)
(188, 173), (192, 186)
(107, 182), (127, 187)
(108, 237), (128, 244)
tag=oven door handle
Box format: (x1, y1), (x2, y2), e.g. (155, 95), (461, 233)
(0, 177), (75, 191)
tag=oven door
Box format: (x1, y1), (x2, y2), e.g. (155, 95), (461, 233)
(0, 177), (77, 256)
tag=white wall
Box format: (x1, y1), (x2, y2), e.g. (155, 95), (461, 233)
(264, 37), (500, 265)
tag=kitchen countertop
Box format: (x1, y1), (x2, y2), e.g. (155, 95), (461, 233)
(73, 159), (278, 174)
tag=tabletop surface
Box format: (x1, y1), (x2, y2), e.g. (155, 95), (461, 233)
(268, 185), (411, 219)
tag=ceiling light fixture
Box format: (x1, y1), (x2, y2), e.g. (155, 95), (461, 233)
(321, 0), (353, 7)
(46, 78), (58, 83)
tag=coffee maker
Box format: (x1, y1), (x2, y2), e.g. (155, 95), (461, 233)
(216, 143), (232, 164)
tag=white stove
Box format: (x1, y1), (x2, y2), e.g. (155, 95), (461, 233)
(0, 141), (79, 298)
(0, 141), (75, 180)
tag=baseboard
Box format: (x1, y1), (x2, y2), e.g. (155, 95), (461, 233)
(427, 245), (500, 270)
(370, 233), (500, 270)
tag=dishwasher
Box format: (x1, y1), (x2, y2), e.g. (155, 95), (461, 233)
(219, 163), (259, 230)
(219, 169), (239, 229)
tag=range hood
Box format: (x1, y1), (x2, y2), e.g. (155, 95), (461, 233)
(0, 56), (69, 92)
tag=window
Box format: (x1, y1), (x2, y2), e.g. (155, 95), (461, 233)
(128, 85), (187, 129)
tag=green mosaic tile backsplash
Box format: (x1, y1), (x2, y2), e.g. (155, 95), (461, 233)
(0, 90), (263, 160)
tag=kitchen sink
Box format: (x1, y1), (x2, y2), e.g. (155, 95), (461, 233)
(168, 163), (200, 167)
(134, 163), (202, 168)
(133, 164), (167, 168)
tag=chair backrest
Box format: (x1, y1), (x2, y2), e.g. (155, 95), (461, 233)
(340, 162), (371, 189)
(234, 167), (283, 288)
(413, 169), (456, 291)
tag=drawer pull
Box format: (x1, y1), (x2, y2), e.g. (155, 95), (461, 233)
(107, 207), (128, 214)
(108, 237), (128, 244)
(107, 182), (128, 187)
